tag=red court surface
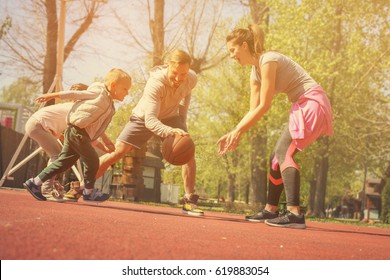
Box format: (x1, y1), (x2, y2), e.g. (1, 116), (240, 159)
(1, 188), (390, 260)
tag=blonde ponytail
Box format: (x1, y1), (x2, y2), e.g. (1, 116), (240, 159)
(248, 24), (265, 55)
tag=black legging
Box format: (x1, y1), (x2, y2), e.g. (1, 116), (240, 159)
(267, 125), (300, 207)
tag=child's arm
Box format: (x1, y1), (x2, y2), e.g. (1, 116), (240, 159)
(35, 87), (99, 103)
(100, 133), (115, 152)
(35, 92), (61, 103)
(92, 134), (115, 153)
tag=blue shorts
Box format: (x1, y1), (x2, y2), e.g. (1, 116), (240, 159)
(117, 115), (186, 149)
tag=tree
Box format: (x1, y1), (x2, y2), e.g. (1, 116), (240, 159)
(112, 0), (236, 195)
(181, 0), (229, 74)
(246, 0), (269, 206)
(0, 77), (40, 107)
(1, 0), (107, 98)
(265, 0), (389, 217)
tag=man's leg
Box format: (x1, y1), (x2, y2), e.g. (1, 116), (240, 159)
(96, 141), (133, 179)
(181, 155), (204, 216)
(182, 155), (195, 194)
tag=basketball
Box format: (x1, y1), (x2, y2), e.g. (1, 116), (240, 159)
(162, 134), (195, 165)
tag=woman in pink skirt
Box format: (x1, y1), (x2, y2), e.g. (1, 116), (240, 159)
(217, 24), (333, 229)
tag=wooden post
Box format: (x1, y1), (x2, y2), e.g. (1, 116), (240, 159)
(55, 0), (66, 92)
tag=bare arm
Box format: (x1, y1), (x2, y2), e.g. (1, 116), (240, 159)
(235, 61), (276, 133)
(35, 92), (61, 103)
(93, 133), (115, 153)
(218, 61), (277, 154)
(35, 88), (99, 103)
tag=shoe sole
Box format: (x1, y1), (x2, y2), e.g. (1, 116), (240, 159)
(264, 220), (306, 229)
(45, 197), (66, 203)
(63, 197), (79, 202)
(23, 183), (47, 201)
(82, 196), (111, 204)
(182, 210), (204, 216)
(245, 218), (265, 223)
(83, 199), (108, 203)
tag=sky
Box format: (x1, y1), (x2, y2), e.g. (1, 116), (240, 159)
(0, 0), (248, 91)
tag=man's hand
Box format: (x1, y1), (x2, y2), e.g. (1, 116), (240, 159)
(170, 128), (189, 136)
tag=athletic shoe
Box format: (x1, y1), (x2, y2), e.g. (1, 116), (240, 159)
(245, 209), (279, 222)
(43, 194), (65, 202)
(63, 181), (83, 202)
(265, 210), (306, 229)
(23, 179), (46, 201)
(182, 194), (204, 216)
(43, 181), (65, 202)
(83, 188), (111, 203)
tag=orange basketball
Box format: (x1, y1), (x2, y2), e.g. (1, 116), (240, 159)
(162, 134), (195, 165)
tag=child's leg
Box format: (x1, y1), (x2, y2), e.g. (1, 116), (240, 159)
(78, 145), (99, 190)
(37, 128), (79, 183)
(64, 126), (99, 189)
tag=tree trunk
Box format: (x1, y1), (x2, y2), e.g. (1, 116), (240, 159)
(313, 137), (330, 217)
(248, 0), (269, 206)
(150, 0), (165, 66)
(250, 127), (267, 205)
(248, 0), (269, 25)
(306, 169), (317, 217)
(227, 173), (236, 203)
(310, 4), (342, 217)
(223, 153), (238, 203)
(42, 0), (58, 101)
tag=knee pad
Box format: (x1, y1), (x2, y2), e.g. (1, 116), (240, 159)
(269, 154), (283, 186)
(279, 142), (300, 173)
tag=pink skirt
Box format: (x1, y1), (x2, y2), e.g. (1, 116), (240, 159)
(289, 85), (333, 150)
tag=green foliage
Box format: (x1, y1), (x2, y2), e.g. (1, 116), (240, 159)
(0, 77), (40, 108)
(186, 0), (390, 208)
(188, 58), (253, 200)
(262, 0), (390, 208)
(2, 1), (388, 211)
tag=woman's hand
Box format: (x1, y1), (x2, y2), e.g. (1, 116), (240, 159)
(217, 129), (242, 155)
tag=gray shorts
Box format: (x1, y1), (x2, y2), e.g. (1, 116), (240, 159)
(117, 115), (186, 149)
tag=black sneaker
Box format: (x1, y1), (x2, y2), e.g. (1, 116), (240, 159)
(83, 188), (111, 203)
(23, 179), (47, 201)
(265, 210), (306, 229)
(245, 209), (279, 222)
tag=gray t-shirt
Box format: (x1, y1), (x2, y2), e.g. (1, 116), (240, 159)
(250, 51), (317, 102)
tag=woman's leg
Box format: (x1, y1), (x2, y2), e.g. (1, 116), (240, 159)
(25, 118), (62, 194)
(274, 126), (301, 214)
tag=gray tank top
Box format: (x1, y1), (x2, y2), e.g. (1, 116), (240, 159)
(250, 51), (317, 102)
